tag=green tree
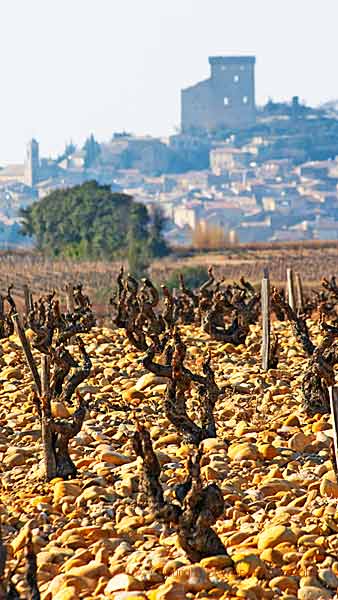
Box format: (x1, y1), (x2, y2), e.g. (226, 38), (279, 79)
(20, 181), (167, 261)
(148, 207), (170, 258)
(126, 202), (150, 277)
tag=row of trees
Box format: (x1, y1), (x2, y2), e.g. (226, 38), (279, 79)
(20, 181), (169, 273)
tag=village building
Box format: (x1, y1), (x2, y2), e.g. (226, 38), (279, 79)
(181, 56), (256, 133)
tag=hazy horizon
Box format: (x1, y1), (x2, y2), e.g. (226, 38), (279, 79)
(2, 0), (338, 164)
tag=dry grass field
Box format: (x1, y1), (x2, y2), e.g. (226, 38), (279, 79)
(1, 242), (338, 315)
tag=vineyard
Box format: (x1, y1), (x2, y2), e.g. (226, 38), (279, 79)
(2, 243), (338, 312)
(1, 258), (338, 598)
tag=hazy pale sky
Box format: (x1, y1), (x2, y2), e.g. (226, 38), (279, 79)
(1, 0), (337, 163)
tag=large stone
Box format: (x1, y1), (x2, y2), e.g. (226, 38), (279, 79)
(3, 451), (26, 467)
(53, 481), (82, 504)
(122, 388), (145, 403)
(162, 560), (189, 576)
(200, 438), (227, 453)
(105, 573), (144, 594)
(60, 549), (93, 573)
(58, 526), (111, 545)
(135, 373), (168, 391)
(257, 526), (297, 551)
(298, 586), (333, 600)
(288, 432), (314, 452)
(318, 568), (338, 589)
(269, 575), (299, 594)
(98, 450), (131, 466)
(228, 442), (259, 461)
(11, 519), (38, 554)
(2, 366), (23, 380)
(66, 561), (110, 579)
(154, 433), (181, 448)
(259, 479), (293, 497)
(53, 588), (78, 600)
(170, 565), (211, 592)
(200, 555), (232, 569)
(148, 582), (187, 600)
(44, 574), (87, 598)
(283, 414), (301, 427)
(232, 552), (266, 577)
(320, 478), (338, 499)
(51, 401), (70, 418)
(259, 548), (284, 566)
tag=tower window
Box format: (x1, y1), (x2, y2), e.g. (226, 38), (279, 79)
(224, 97), (229, 106)
(234, 75), (240, 83)
(240, 65), (245, 71)
(243, 96), (249, 104)
(221, 65), (227, 71)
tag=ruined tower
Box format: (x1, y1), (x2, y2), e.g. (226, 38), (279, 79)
(181, 56), (256, 133)
(24, 138), (40, 187)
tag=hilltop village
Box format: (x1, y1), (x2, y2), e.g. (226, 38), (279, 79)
(2, 56), (338, 247)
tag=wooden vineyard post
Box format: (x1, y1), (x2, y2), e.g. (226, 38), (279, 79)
(261, 268), (270, 371)
(286, 268), (296, 312)
(65, 283), (74, 313)
(329, 387), (338, 477)
(12, 313), (41, 395)
(23, 284), (33, 316)
(40, 355), (57, 481)
(295, 272), (304, 312)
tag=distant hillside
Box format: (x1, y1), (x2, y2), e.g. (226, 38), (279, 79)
(220, 99), (338, 164)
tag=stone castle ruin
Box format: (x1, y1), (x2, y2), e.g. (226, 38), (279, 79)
(181, 56), (256, 133)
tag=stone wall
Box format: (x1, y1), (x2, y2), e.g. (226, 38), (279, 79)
(182, 56), (256, 133)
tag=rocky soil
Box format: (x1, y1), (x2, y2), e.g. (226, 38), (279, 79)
(1, 320), (338, 599)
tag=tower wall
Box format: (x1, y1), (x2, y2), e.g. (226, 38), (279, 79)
(181, 56), (256, 133)
(24, 139), (40, 187)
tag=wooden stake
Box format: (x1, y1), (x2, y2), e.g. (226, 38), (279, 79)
(25, 529), (40, 600)
(286, 268), (296, 312)
(261, 268), (270, 371)
(295, 272), (304, 312)
(41, 354), (50, 398)
(23, 284), (31, 316)
(66, 283), (74, 313)
(12, 313), (41, 395)
(329, 386), (338, 477)
(40, 355), (57, 482)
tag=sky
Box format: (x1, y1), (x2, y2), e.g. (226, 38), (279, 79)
(1, 0), (337, 163)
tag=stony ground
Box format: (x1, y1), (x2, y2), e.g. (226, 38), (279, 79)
(1, 320), (338, 600)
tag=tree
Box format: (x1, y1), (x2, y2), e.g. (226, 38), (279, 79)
(127, 202), (151, 277)
(20, 181), (168, 261)
(148, 207), (170, 258)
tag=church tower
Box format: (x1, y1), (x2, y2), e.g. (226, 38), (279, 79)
(24, 139), (40, 187)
